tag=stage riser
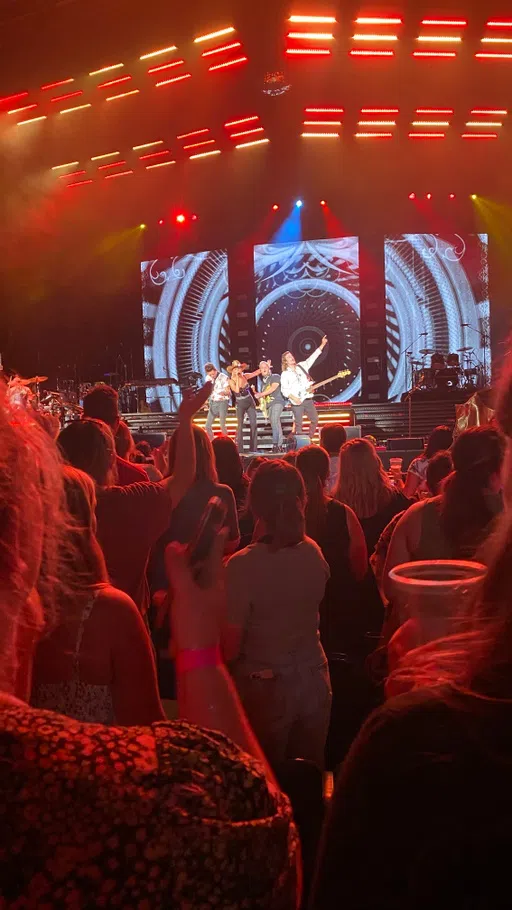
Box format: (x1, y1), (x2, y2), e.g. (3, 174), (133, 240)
(123, 400), (460, 447)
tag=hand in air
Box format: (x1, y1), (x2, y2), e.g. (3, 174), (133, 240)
(165, 530), (227, 651)
(321, 335), (328, 348)
(178, 382), (213, 420)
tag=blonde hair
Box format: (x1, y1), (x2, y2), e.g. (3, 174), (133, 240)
(334, 437), (394, 519)
(282, 351), (293, 371)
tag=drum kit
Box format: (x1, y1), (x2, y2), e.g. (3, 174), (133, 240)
(410, 348), (485, 393)
(5, 374), (83, 425)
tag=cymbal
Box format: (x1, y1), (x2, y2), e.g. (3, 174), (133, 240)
(419, 349), (434, 355)
(23, 375), (48, 385)
(457, 347), (473, 353)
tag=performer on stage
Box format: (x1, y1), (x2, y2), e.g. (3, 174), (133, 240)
(252, 361), (285, 453)
(227, 361), (260, 453)
(281, 336), (328, 441)
(204, 363), (231, 439)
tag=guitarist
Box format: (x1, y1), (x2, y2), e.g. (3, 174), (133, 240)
(252, 361), (285, 453)
(281, 335), (328, 441)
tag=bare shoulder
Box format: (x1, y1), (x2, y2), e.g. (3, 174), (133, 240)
(92, 585), (140, 619)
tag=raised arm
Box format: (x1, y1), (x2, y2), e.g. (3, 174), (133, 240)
(163, 383), (212, 507)
(244, 368), (261, 380)
(301, 335), (328, 372)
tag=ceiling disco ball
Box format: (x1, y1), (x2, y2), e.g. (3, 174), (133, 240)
(263, 71), (291, 96)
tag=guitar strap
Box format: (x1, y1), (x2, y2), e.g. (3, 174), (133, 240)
(297, 364), (313, 383)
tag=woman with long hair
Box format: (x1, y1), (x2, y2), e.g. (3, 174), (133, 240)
(383, 426), (505, 601)
(334, 437), (411, 554)
(212, 433), (250, 511)
(224, 460), (331, 771)
(0, 385), (298, 906)
(403, 425), (454, 498)
(311, 363), (512, 910)
(31, 466), (165, 725)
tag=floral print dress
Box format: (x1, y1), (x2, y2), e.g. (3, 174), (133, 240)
(0, 702), (299, 909)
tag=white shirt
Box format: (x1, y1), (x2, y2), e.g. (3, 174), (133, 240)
(209, 372), (231, 402)
(280, 348), (323, 402)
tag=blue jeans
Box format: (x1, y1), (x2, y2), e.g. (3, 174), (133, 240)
(205, 400), (228, 438)
(269, 402), (284, 447)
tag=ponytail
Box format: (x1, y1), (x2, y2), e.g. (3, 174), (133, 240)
(249, 460), (306, 551)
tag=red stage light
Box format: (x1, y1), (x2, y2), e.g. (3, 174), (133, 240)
(409, 133), (446, 138)
(413, 51), (456, 57)
(449, 193), (456, 199)
(305, 107), (344, 113)
(471, 109), (507, 115)
(421, 19), (467, 26)
(416, 108), (454, 114)
(97, 75), (132, 89)
(191, 214), (198, 222)
(104, 170), (134, 180)
(50, 90), (83, 103)
(272, 203), (279, 211)
(426, 193), (432, 199)
(6, 103), (38, 115)
(461, 133), (498, 139)
(67, 179), (94, 188)
(230, 126), (264, 138)
(286, 48), (331, 56)
(487, 20), (512, 27)
(41, 78), (74, 91)
(177, 128), (210, 139)
(140, 45), (178, 61)
(158, 219), (165, 225)
(182, 139), (215, 150)
(208, 56), (248, 71)
(138, 149), (173, 161)
(224, 115), (259, 127)
(194, 27), (236, 43)
(355, 17), (402, 25)
(475, 52), (512, 59)
(59, 170), (87, 179)
(147, 60), (185, 75)
(155, 73), (192, 87)
(1, 91), (29, 105)
(105, 90), (140, 101)
(320, 199), (327, 206)
(361, 108), (399, 113)
(409, 193), (416, 200)
(176, 214), (186, 224)
(201, 42), (242, 57)
(89, 64), (124, 76)
(97, 160), (127, 171)
(349, 49), (395, 57)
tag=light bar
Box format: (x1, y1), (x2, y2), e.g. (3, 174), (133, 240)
(301, 131), (340, 137)
(361, 108), (399, 113)
(208, 56), (249, 70)
(7, 103), (38, 115)
(487, 20), (512, 27)
(145, 160), (176, 170)
(155, 73), (192, 86)
(177, 128), (210, 139)
(58, 170), (87, 178)
(41, 78), (74, 91)
(289, 15), (337, 23)
(182, 139), (216, 150)
(466, 121), (502, 127)
(132, 140), (164, 150)
(350, 49), (394, 56)
(352, 33), (398, 40)
(201, 41), (242, 57)
(105, 89), (140, 101)
(412, 120), (450, 126)
(97, 160), (127, 170)
(140, 45), (177, 60)
(422, 19), (467, 26)
(91, 151), (120, 161)
(229, 126), (265, 138)
(52, 161), (80, 170)
(147, 59), (185, 74)
(138, 149), (173, 161)
(471, 109), (507, 115)
(287, 31), (334, 39)
(476, 52), (512, 59)
(224, 115), (259, 127)
(304, 120), (342, 125)
(481, 37), (512, 43)
(104, 170), (134, 180)
(461, 133), (498, 139)
(413, 51), (456, 57)
(409, 133), (445, 138)
(189, 149), (222, 159)
(355, 132), (393, 137)
(416, 35), (462, 42)
(89, 63), (124, 76)
(97, 75), (132, 88)
(67, 179), (93, 188)
(305, 107), (344, 113)
(59, 103), (92, 114)
(17, 115), (47, 125)
(50, 90), (83, 103)
(416, 108), (454, 114)
(358, 119), (396, 126)
(355, 17), (402, 24)
(194, 27), (236, 43)
(286, 47), (331, 55)
(235, 138), (270, 149)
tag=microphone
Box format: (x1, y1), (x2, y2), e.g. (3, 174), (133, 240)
(420, 333), (428, 336)
(461, 324), (471, 328)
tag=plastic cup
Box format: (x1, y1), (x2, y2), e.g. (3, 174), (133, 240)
(389, 457), (403, 476)
(388, 560), (487, 630)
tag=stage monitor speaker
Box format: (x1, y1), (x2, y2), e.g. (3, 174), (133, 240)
(387, 437), (424, 452)
(286, 434), (311, 451)
(345, 425), (362, 440)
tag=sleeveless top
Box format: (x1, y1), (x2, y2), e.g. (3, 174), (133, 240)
(31, 592), (115, 725)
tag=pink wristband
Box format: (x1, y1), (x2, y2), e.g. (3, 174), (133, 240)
(175, 645), (222, 675)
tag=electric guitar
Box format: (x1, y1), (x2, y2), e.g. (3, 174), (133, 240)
(288, 369), (351, 406)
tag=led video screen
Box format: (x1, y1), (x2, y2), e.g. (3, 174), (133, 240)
(385, 234), (490, 401)
(141, 250), (229, 411)
(254, 238), (361, 402)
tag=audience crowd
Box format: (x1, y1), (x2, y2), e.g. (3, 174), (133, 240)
(2, 368), (512, 908)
